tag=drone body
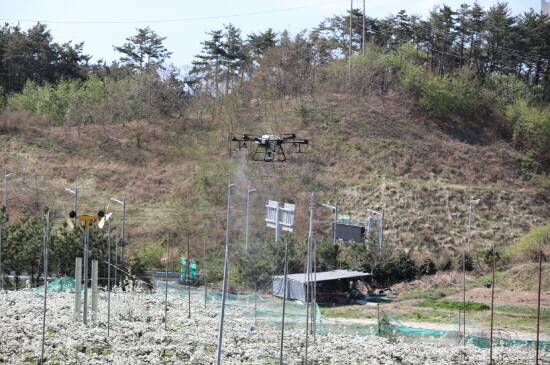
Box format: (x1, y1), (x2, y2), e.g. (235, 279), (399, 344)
(232, 133), (309, 162)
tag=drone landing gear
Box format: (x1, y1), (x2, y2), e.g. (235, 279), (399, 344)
(253, 144), (287, 162)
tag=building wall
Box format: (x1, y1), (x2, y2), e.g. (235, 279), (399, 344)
(543, 0), (550, 16)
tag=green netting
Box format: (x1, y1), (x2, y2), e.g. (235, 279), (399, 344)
(377, 310), (550, 350)
(26, 277), (82, 293)
(15, 277), (549, 351)
(155, 281), (323, 332)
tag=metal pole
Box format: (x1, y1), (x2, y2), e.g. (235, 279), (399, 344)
(164, 241), (169, 331)
(65, 188), (78, 224)
(462, 248), (466, 346)
(275, 202), (281, 242)
(333, 204), (338, 246)
(121, 198), (126, 262)
(91, 260), (98, 323)
(0, 224), (3, 291)
(216, 183), (234, 365)
(75, 257), (82, 322)
(74, 188), (78, 221)
(83, 225), (90, 325)
(204, 237), (207, 309)
(39, 210), (49, 365)
(107, 219), (111, 337)
(114, 229), (118, 289)
(111, 197), (127, 262)
(279, 237), (289, 365)
(3, 169), (11, 209)
(188, 236), (191, 319)
(246, 188), (256, 250)
(313, 238), (317, 343)
(380, 208), (384, 249)
(304, 193), (315, 365)
(489, 244), (496, 364)
(535, 246), (543, 365)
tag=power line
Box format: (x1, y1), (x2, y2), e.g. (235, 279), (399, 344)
(0, 0), (346, 25)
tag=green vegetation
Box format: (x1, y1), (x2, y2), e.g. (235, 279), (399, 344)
(417, 299), (490, 311)
(398, 289), (457, 301)
(0, 3), (549, 289)
(503, 221), (550, 263)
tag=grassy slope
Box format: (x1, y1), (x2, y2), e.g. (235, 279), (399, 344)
(0, 90), (548, 267)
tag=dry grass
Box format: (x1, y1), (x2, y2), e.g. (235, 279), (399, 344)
(0, 89), (548, 266)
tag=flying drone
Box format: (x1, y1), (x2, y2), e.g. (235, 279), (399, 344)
(231, 133), (309, 162)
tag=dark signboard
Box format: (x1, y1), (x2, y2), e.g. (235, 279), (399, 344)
(334, 224), (365, 242)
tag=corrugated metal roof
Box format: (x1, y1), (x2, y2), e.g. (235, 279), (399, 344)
(274, 270), (371, 284)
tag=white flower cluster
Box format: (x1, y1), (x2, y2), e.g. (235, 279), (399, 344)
(0, 291), (547, 364)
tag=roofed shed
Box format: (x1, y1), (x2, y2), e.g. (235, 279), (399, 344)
(272, 269), (371, 302)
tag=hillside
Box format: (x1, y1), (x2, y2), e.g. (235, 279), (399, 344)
(0, 87), (548, 276)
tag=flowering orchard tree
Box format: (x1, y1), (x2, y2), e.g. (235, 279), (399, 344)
(0, 291), (547, 364)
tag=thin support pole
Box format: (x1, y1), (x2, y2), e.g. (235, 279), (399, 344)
(83, 226), (90, 325)
(279, 238), (289, 365)
(313, 238), (317, 343)
(107, 220), (111, 337)
(39, 210), (50, 365)
(91, 260), (98, 323)
(204, 237), (207, 309)
(75, 257), (82, 321)
(489, 244), (496, 364)
(535, 247), (543, 365)
(164, 241), (169, 331)
(462, 249), (466, 346)
(216, 183), (234, 365)
(114, 229), (118, 289)
(188, 236), (191, 319)
(0, 224), (3, 291)
(304, 193), (315, 365)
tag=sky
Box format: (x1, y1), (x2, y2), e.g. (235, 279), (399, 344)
(0, 0), (542, 69)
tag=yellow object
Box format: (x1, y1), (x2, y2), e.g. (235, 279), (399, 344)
(75, 215), (99, 227)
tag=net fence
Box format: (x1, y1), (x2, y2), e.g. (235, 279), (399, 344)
(18, 277), (550, 351)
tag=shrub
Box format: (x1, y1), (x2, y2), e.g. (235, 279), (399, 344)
(505, 98), (550, 164)
(456, 252), (474, 271)
(417, 299), (489, 311)
(502, 221), (550, 263)
(418, 258), (437, 276)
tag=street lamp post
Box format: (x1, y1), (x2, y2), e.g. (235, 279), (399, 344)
(321, 203), (338, 245)
(65, 188), (78, 223)
(245, 188), (257, 250)
(367, 208), (384, 249)
(111, 197), (126, 261)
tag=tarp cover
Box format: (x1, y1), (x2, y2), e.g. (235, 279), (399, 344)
(273, 270), (371, 301)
